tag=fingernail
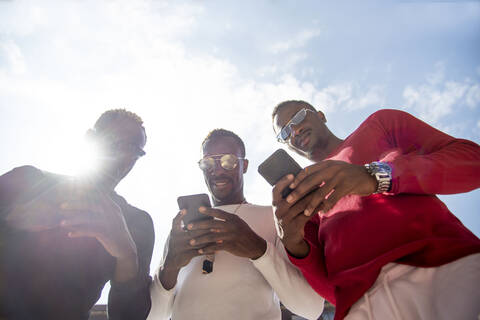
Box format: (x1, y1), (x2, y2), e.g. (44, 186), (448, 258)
(289, 183), (295, 188)
(287, 174), (294, 180)
(286, 195), (293, 203)
(190, 239), (195, 245)
(61, 220), (67, 226)
(180, 209), (187, 215)
(216, 240), (223, 244)
(198, 249), (203, 254)
(304, 209), (311, 216)
(187, 224), (193, 230)
(199, 207), (206, 213)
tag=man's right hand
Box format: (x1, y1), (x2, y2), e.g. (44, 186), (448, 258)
(272, 174), (316, 259)
(159, 210), (213, 290)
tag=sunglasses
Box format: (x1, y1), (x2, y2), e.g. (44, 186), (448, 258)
(198, 154), (244, 171)
(276, 108), (314, 143)
(105, 141), (146, 158)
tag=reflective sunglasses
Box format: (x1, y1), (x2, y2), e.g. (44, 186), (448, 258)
(198, 154), (244, 171)
(276, 108), (314, 143)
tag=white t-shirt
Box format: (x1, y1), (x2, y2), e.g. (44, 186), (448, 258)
(148, 204), (324, 320)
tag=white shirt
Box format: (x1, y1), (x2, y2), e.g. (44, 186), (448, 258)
(148, 204), (324, 320)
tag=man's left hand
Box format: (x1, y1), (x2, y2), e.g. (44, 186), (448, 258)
(185, 207), (267, 260)
(59, 193), (139, 281)
(287, 160), (377, 215)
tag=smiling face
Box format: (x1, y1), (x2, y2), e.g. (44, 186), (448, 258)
(202, 136), (248, 206)
(273, 102), (333, 161)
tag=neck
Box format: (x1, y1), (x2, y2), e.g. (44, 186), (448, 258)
(80, 171), (118, 193)
(213, 192), (246, 206)
(310, 135), (344, 162)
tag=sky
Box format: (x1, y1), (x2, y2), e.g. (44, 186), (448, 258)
(1, 0), (479, 304)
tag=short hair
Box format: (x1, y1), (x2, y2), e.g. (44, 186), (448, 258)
(94, 109), (146, 140)
(272, 100), (316, 120)
(202, 129), (246, 157)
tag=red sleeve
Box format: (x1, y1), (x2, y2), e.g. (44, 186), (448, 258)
(287, 216), (336, 304)
(372, 109), (480, 195)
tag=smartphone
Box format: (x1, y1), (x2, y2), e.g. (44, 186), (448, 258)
(258, 149), (303, 198)
(177, 193), (213, 226)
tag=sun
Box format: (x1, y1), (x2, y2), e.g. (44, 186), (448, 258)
(39, 135), (101, 177)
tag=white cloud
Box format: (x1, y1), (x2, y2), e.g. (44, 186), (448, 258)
(465, 84), (480, 109)
(426, 61), (446, 86)
(0, 40), (26, 74)
(310, 83), (385, 114)
(269, 28), (322, 54)
(402, 64), (479, 123)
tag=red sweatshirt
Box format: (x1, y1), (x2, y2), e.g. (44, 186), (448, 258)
(288, 109), (480, 320)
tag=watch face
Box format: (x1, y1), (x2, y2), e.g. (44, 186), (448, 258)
(372, 161), (392, 174)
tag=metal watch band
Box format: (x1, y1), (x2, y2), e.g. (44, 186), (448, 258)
(364, 161), (392, 194)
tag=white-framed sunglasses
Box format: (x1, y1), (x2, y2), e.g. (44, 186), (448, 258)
(276, 108), (315, 143)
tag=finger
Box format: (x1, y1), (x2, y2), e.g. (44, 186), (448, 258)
(272, 174), (295, 204)
(60, 215), (98, 228)
(320, 185), (350, 214)
(198, 242), (227, 255)
(287, 165), (339, 204)
(175, 229), (213, 247)
(303, 177), (339, 216)
(189, 232), (231, 247)
(290, 162), (331, 188)
(279, 191), (316, 223)
(172, 210), (187, 231)
(67, 229), (100, 239)
(186, 219), (228, 232)
(286, 212), (313, 238)
(198, 207), (233, 221)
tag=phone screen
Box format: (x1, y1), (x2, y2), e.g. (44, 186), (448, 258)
(177, 193), (213, 225)
(258, 149), (303, 198)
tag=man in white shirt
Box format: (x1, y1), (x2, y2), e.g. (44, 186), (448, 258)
(148, 129), (324, 320)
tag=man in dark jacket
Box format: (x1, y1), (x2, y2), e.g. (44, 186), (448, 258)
(0, 109), (154, 320)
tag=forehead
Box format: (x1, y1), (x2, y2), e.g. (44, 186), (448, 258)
(273, 103), (305, 130)
(203, 136), (242, 156)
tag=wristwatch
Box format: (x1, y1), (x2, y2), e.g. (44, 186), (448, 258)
(364, 161), (392, 194)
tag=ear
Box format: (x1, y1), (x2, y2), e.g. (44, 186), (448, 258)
(85, 129), (96, 141)
(242, 159), (249, 174)
(317, 110), (327, 123)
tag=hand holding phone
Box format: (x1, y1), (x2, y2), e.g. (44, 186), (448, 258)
(258, 149), (302, 198)
(177, 193), (213, 226)
(177, 193), (214, 273)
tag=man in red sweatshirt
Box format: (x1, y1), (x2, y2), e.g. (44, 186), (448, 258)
(271, 100), (480, 320)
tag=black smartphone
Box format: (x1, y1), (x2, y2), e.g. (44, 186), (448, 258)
(258, 149), (303, 198)
(177, 193), (213, 226)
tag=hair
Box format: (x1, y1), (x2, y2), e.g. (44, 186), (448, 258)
(271, 100), (317, 120)
(202, 129), (246, 157)
(94, 109), (146, 140)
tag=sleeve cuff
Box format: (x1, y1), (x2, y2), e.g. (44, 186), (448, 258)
(150, 271), (176, 298)
(250, 241), (275, 268)
(287, 240), (321, 272)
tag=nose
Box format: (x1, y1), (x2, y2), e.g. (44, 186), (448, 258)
(211, 160), (226, 176)
(289, 123), (303, 141)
